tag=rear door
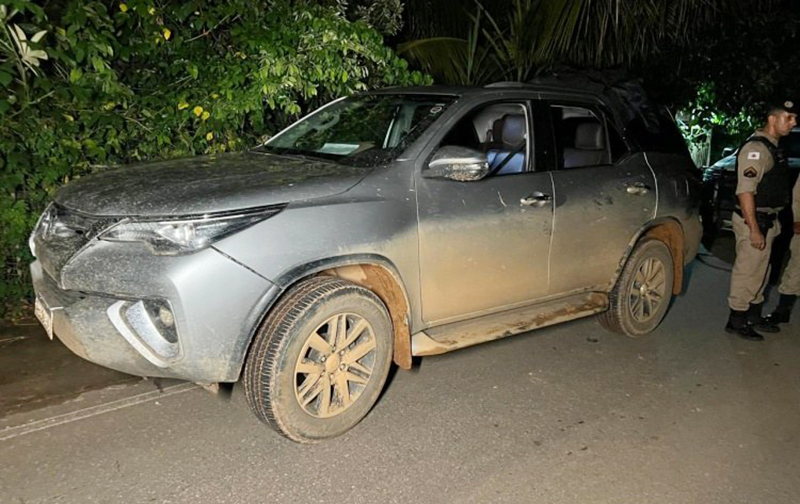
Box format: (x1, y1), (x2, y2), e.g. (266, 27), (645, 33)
(540, 100), (657, 295)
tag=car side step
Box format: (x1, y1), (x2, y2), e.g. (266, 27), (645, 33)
(411, 292), (608, 356)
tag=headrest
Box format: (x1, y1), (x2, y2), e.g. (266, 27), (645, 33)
(500, 114), (526, 146)
(575, 122), (605, 150)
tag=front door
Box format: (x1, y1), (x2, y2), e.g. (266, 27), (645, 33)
(415, 100), (554, 324)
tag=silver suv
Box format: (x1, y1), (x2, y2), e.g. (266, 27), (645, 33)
(30, 82), (702, 442)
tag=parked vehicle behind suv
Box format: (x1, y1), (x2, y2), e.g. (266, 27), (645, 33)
(29, 80), (702, 442)
(700, 127), (800, 243)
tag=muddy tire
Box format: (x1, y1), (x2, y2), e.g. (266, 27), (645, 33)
(243, 276), (393, 443)
(598, 239), (674, 337)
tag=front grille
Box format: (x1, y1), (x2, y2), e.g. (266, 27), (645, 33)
(33, 204), (115, 283)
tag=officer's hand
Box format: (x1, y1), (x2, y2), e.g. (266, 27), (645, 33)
(794, 222), (800, 234)
(750, 229), (766, 250)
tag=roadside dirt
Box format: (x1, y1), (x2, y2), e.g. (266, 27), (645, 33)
(0, 319), (137, 418)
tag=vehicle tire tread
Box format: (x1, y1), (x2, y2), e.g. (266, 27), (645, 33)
(243, 275), (381, 443)
(598, 238), (674, 338)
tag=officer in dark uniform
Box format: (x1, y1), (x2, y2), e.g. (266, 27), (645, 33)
(726, 101), (798, 340)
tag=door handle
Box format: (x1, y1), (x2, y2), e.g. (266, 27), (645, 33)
(520, 192), (552, 207)
(626, 182), (650, 195)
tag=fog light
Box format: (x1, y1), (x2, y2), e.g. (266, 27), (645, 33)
(107, 299), (181, 368)
(158, 306), (175, 327)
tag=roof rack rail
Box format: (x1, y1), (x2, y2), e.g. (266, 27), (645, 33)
(484, 81), (529, 88)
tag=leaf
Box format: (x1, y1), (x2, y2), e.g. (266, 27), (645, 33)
(0, 71), (12, 87)
(69, 68), (83, 83)
(31, 30), (47, 43)
(397, 37), (474, 85)
(12, 24), (26, 43)
(0, 100), (10, 115)
(91, 55), (104, 72)
(26, 50), (48, 63)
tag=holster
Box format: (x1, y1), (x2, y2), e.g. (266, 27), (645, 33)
(734, 208), (776, 235)
(755, 212), (776, 235)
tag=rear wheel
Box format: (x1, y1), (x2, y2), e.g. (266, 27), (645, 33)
(243, 276), (393, 443)
(598, 239), (674, 337)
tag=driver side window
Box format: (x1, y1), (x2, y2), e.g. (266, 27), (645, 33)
(440, 103), (531, 176)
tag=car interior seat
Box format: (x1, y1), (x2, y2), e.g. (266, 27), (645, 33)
(486, 114), (527, 175)
(563, 122), (608, 168)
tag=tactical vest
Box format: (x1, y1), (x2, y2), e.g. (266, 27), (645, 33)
(735, 135), (792, 209)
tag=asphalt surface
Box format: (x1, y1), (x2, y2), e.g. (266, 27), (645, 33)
(1, 241), (799, 504)
(0, 322), (138, 417)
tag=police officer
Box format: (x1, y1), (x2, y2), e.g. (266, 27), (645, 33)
(766, 173), (800, 324)
(726, 101), (798, 341)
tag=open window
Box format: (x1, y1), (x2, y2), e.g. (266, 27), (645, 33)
(439, 102), (531, 175)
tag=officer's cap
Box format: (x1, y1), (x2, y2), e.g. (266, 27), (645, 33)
(766, 100), (798, 117)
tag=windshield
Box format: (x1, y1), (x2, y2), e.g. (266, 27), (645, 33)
(256, 94), (455, 166)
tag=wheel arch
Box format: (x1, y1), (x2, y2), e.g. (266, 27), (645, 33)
(613, 218), (686, 295)
(236, 255), (413, 382)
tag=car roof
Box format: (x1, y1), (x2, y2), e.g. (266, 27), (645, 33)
(365, 82), (603, 99)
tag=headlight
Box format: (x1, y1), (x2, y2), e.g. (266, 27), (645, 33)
(28, 203), (54, 258)
(99, 206), (284, 255)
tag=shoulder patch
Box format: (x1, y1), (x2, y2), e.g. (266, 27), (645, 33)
(743, 167), (758, 178)
(747, 151), (761, 160)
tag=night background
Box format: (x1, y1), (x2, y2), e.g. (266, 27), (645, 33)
(1, 0), (799, 313)
(2, 2), (800, 503)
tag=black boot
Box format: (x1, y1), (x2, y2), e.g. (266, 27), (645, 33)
(765, 294), (797, 325)
(747, 303), (780, 333)
(725, 309), (765, 341)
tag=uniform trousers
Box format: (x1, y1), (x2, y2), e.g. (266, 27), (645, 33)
(778, 233), (800, 296)
(728, 213), (782, 311)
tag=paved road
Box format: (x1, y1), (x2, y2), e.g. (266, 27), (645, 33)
(1, 257), (799, 504)
(0, 322), (137, 417)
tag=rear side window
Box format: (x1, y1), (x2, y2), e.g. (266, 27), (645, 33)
(625, 108), (690, 156)
(549, 105), (611, 169)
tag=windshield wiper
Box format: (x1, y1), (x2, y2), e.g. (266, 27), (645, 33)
(253, 146), (338, 164)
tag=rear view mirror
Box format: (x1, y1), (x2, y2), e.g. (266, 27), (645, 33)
(425, 146), (489, 182)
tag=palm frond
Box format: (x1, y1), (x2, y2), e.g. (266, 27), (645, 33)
(397, 37), (471, 85)
(398, 8), (501, 86)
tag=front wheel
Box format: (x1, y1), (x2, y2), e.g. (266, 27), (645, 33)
(598, 239), (674, 337)
(243, 276), (393, 443)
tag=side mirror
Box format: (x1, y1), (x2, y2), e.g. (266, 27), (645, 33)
(721, 147), (735, 158)
(425, 146), (489, 182)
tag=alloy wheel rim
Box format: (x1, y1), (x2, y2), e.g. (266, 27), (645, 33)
(628, 257), (667, 323)
(293, 313), (376, 418)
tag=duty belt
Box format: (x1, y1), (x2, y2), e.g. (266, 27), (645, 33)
(733, 207), (781, 217)
(734, 207), (778, 234)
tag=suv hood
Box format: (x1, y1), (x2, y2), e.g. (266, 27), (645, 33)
(55, 152), (372, 217)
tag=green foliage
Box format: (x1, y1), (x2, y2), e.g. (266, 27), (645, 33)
(397, 0), (748, 85)
(643, 0), (799, 163)
(0, 0), (428, 315)
(676, 1), (800, 117)
(399, 0), (796, 162)
(676, 84), (758, 167)
(336, 0), (405, 37)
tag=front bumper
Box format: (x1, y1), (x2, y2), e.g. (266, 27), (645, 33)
(30, 245), (279, 383)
